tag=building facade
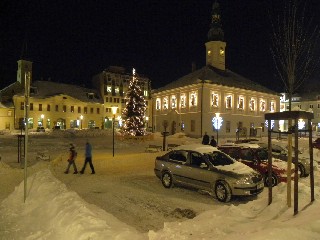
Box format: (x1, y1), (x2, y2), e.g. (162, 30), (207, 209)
(152, 2), (280, 138)
(92, 66), (152, 130)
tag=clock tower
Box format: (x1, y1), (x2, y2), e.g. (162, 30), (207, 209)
(205, 1), (226, 71)
(17, 59), (33, 86)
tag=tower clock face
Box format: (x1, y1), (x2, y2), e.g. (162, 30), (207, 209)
(219, 48), (225, 56)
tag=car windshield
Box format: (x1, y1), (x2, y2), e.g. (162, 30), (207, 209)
(205, 151), (235, 166)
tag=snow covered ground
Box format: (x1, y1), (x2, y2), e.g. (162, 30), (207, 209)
(0, 130), (320, 239)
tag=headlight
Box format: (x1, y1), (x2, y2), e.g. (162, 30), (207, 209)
(236, 177), (253, 185)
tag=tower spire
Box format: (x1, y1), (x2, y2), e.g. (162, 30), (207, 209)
(207, 1), (224, 41)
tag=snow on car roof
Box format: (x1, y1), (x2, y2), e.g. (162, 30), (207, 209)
(173, 144), (219, 153)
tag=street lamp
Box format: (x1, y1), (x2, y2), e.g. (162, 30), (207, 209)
(111, 106), (118, 157)
(80, 115), (83, 129)
(212, 112), (223, 145)
(40, 114), (44, 126)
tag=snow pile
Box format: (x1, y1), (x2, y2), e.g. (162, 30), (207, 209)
(0, 168), (145, 240)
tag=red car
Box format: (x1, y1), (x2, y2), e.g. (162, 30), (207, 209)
(312, 138), (320, 149)
(218, 144), (294, 187)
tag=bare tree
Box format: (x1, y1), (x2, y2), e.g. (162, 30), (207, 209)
(270, 0), (320, 110)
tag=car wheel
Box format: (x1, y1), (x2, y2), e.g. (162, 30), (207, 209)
(298, 164), (306, 178)
(161, 172), (173, 188)
(264, 173), (278, 187)
(215, 181), (232, 202)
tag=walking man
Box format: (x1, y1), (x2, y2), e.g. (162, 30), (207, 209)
(64, 143), (78, 174)
(80, 140), (95, 174)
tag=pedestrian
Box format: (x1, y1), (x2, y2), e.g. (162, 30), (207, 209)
(64, 143), (78, 174)
(80, 140), (95, 174)
(210, 136), (217, 147)
(202, 132), (210, 145)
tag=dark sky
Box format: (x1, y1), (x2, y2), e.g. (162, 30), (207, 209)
(0, 0), (319, 92)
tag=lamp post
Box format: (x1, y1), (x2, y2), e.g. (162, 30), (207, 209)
(212, 112), (223, 146)
(111, 106), (118, 157)
(40, 114), (44, 126)
(80, 115), (83, 129)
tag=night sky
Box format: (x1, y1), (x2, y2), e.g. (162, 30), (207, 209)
(1, 0), (319, 92)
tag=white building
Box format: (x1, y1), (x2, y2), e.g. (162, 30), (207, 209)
(152, 1), (280, 138)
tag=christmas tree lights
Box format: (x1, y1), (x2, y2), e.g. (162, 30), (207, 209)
(122, 68), (147, 136)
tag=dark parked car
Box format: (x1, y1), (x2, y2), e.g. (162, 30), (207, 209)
(154, 144), (264, 202)
(312, 138), (320, 149)
(36, 126), (45, 132)
(218, 144), (294, 187)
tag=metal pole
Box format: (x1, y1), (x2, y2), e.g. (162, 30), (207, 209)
(113, 115), (115, 157)
(217, 118), (219, 146)
(308, 119), (314, 202)
(268, 119), (272, 205)
(24, 72), (30, 203)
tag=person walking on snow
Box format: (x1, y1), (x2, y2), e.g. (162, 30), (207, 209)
(64, 144), (78, 174)
(80, 140), (95, 174)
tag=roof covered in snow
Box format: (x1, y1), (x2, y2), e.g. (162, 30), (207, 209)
(154, 65), (279, 95)
(16, 81), (103, 103)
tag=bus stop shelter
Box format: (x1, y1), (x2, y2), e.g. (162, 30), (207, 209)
(265, 111), (315, 215)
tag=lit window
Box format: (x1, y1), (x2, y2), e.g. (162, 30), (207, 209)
(270, 101), (275, 112)
(107, 86), (112, 92)
(189, 91), (197, 107)
(238, 96), (244, 109)
(171, 95), (177, 108)
(163, 97), (168, 110)
(156, 98), (161, 110)
(181, 94), (186, 108)
(260, 100), (266, 112)
(115, 87), (119, 93)
(211, 92), (219, 107)
(226, 95), (232, 109)
(249, 98), (256, 111)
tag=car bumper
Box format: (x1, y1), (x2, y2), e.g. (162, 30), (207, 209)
(232, 181), (264, 196)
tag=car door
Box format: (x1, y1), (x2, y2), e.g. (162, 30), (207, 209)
(181, 151), (213, 190)
(167, 150), (189, 184)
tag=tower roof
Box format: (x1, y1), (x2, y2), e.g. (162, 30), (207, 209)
(207, 1), (224, 41)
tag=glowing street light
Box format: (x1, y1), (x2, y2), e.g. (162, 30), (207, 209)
(40, 114), (44, 126)
(80, 115), (83, 129)
(111, 106), (118, 157)
(212, 112), (223, 145)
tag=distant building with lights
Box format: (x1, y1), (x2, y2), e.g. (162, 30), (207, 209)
(92, 66), (152, 130)
(280, 92), (320, 133)
(152, 1), (280, 138)
(0, 60), (152, 131)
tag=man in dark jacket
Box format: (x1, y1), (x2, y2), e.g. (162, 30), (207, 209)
(80, 140), (95, 174)
(202, 132), (210, 145)
(210, 136), (217, 147)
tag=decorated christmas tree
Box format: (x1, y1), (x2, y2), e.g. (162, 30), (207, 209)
(122, 68), (147, 136)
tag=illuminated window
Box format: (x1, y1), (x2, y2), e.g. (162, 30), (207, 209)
(115, 87), (119, 93)
(226, 95), (232, 109)
(260, 100), (266, 112)
(238, 96), (244, 109)
(107, 86), (112, 93)
(171, 95), (177, 108)
(156, 98), (161, 110)
(163, 97), (168, 110)
(189, 91), (197, 107)
(211, 92), (219, 107)
(270, 101), (275, 112)
(180, 94), (186, 108)
(249, 98), (256, 111)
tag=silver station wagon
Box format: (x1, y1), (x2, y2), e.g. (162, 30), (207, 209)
(154, 144), (264, 202)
